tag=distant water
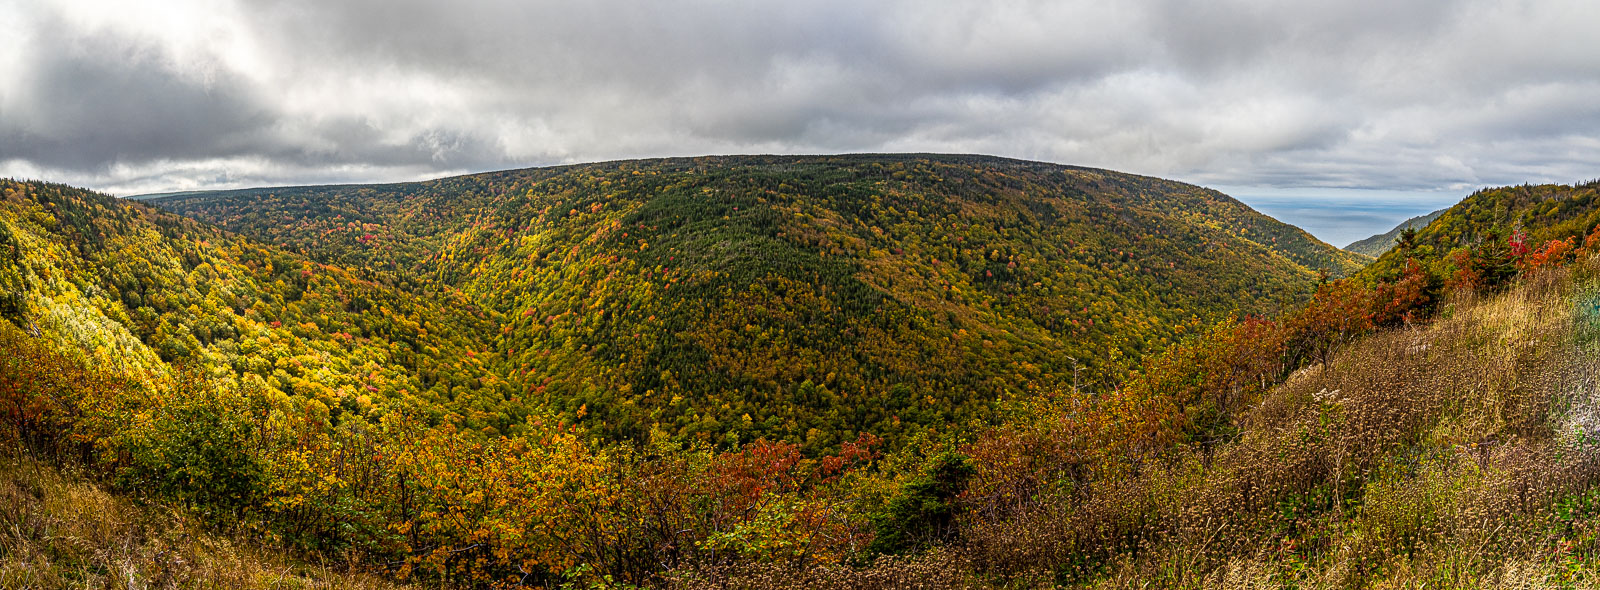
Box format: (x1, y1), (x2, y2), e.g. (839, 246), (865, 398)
(1219, 187), (1463, 248)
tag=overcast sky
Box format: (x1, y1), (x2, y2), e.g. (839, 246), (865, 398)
(3, 0), (1598, 244)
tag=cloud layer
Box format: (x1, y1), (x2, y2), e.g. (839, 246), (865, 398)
(3, 0), (1598, 200)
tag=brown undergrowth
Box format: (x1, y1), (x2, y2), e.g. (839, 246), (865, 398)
(998, 260), (1600, 588)
(680, 256), (1600, 588)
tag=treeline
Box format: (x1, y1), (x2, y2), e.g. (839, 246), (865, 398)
(1363, 181), (1600, 281)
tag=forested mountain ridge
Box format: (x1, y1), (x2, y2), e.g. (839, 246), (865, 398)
(1344, 207), (1448, 257)
(0, 179), (525, 433)
(150, 154), (1366, 449)
(147, 155), (1367, 281)
(1362, 180), (1600, 284)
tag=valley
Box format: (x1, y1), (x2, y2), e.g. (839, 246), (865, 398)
(4, 162), (1600, 588)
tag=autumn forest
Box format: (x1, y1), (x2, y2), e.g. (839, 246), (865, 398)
(5, 156), (1600, 588)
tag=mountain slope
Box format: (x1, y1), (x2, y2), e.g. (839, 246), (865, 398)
(1344, 206), (1448, 257)
(1363, 181), (1600, 283)
(149, 154), (1365, 448)
(0, 180), (523, 433)
(692, 181), (1600, 587)
(11, 173), (1600, 588)
(765, 240), (1600, 589)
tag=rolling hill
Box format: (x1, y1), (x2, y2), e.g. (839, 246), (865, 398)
(147, 154), (1366, 449)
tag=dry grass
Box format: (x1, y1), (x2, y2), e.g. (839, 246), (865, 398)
(0, 451), (413, 590)
(937, 258), (1600, 588)
(666, 551), (980, 590)
(1075, 260), (1600, 588)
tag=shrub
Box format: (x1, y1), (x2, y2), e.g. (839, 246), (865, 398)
(110, 374), (266, 518)
(866, 451), (975, 557)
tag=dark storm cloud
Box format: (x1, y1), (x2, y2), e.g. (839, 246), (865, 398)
(3, 0), (1598, 210)
(0, 28), (272, 169)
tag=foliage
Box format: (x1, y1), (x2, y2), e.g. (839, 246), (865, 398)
(0, 452), (413, 589)
(0, 179), (522, 435)
(1365, 180), (1600, 287)
(150, 155), (1363, 451)
(0, 313), (879, 586)
(865, 451), (975, 557)
(1344, 206), (1447, 258)
(111, 373), (265, 517)
(11, 172), (1600, 588)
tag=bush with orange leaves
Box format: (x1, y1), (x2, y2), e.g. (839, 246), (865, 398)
(1524, 236), (1578, 271)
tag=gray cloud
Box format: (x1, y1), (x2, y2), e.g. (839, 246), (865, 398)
(2, 0), (1598, 209)
(0, 17), (270, 169)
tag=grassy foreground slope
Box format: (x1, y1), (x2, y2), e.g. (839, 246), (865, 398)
(152, 154), (1365, 448)
(683, 270), (1600, 589)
